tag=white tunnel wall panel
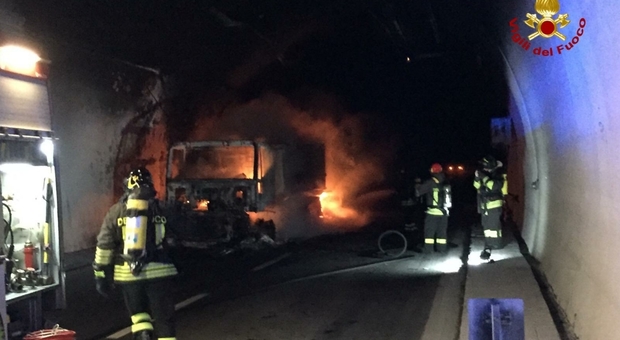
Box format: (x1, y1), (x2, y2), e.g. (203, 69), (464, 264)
(499, 0), (620, 337)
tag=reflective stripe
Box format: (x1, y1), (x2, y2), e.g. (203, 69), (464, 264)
(127, 199), (149, 211)
(158, 338), (177, 340)
(485, 200), (503, 210)
(95, 247), (114, 265)
(154, 215), (166, 244)
(425, 238), (435, 244)
(485, 180), (495, 190)
(501, 174), (508, 196)
(484, 230), (499, 238)
(94, 270), (105, 278)
(131, 322), (153, 333)
(131, 312), (152, 324)
(155, 223), (165, 244)
(473, 179), (481, 189)
(436, 238), (447, 244)
(114, 262), (178, 282)
(426, 208), (444, 216)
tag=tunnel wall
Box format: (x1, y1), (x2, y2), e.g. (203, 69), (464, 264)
(493, 0), (620, 338)
(47, 52), (164, 253)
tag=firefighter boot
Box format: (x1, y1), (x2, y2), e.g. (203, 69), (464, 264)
(480, 248), (491, 261)
(133, 330), (153, 340)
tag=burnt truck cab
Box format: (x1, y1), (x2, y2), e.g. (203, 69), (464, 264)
(165, 140), (325, 243)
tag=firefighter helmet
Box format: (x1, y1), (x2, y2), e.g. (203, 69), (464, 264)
(126, 167), (153, 189)
(430, 163), (443, 174)
(479, 156), (499, 171)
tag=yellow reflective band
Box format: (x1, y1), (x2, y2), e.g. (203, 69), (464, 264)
(426, 208), (444, 215)
(485, 182), (493, 190)
(95, 247), (114, 265)
(113, 263), (178, 282)
(131, 322), (153, 333)
(424, 238), (435, 244)
(436, 239), (447, 244)
(131, 312), (152, 324)
(94, 270), (105, 278)
(484, 230), (499, 238)
(502, 174), (508, 196)
(473, 179), (481, 189)
(155, 223), (166, 245)
(158, 338), (177, 340)
(485, 200), (503, 209)
(127, 199), (149, 211)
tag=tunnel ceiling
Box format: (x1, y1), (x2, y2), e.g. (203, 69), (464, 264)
(15, 0), (509, 164)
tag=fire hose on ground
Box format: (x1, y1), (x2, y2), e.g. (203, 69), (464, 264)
(377, 230), (408, 258)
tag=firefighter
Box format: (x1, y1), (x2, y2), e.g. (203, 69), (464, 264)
(415, 163), (451, 253)
(474, 156), (508, 260)
(93, 167), (178, 340)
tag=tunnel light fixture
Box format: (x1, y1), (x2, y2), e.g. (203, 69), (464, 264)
(0, 45), (42, 77)
(39, 139), (54, 164)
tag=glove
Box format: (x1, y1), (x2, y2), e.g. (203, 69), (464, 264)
(95, 277), (112, 298)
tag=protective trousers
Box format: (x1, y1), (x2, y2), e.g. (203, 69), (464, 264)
(424, 214), (448, 253)
(121, 279), (176, 340)
(481, 208), (503, 249)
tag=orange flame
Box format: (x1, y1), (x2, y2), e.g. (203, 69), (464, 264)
(317, 191), (358, 221)
(196, 199), (209, 211)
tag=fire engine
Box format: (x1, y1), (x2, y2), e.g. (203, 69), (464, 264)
(0, 45), (65, 339)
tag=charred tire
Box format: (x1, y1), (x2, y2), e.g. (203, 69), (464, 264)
(378, 230), (408, 258)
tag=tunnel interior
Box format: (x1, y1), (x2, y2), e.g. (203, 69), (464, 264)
(3, 0), (618, 338)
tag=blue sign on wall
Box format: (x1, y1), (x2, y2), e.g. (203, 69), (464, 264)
(468, 298), (524, 340)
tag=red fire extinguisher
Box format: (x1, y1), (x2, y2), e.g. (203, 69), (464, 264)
(24, 240), (34, 269)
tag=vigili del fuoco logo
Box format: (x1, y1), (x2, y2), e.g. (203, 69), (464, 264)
(509, 0), (586, 56)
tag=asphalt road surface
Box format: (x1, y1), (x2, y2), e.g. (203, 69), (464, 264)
(106, 233), (467, 340)
(52, 204), (476, 340)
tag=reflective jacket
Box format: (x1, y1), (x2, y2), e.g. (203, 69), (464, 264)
(93, 195), (177, 283)
(474, 172), (507, 212)
(416, 172), (449, 216)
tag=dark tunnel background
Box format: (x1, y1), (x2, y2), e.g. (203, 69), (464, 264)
(14, 0), (511, 213)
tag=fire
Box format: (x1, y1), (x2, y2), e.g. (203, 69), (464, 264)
(318, 191), (358, 221)
(196, 199), (209, 211)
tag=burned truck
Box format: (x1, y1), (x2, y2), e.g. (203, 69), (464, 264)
(165, 140), (325, 246)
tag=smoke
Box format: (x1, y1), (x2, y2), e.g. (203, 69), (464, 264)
(184, 91), (395, 240)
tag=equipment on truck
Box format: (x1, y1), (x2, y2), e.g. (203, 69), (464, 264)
(0, 45), (65, 339)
